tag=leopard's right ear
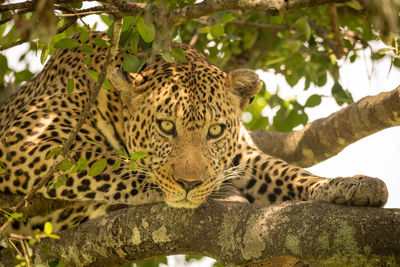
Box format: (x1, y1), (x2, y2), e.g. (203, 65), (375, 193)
(107, 67), (147, 98)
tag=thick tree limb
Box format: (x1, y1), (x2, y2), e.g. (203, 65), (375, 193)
(1, 0), (351, 27)
(163, 0), (350, 26)
(250, 85), (400, 167)
(1, 201), (394, 266)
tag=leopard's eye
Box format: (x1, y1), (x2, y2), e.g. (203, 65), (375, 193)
(207, 124), (226, 139)
(157, 120), (176, 136)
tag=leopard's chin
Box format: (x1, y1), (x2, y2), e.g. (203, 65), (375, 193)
(166, 199), (203, 209)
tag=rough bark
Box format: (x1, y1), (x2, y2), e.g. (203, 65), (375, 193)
(1, 201), (397, 266)
(250, 85), (400, 167)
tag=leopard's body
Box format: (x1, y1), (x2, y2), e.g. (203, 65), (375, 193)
(0, 33), (388, 233)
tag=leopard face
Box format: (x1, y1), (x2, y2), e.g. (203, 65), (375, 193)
(109, 47), (262, 208)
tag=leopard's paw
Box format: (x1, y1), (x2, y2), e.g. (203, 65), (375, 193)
(311, 175), (388, 207)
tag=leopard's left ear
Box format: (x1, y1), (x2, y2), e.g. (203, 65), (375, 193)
(227, 69), (263, 110)
(107, 67), (147, 97)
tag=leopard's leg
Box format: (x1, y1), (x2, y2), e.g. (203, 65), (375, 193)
(230, 131), (388, 207)
(4, 202), (111, 235)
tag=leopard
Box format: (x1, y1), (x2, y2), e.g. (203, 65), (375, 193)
(0, 32), (388, 234)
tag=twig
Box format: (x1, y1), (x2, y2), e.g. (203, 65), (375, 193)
(20, 239), (30, 267)
(308, 19), (336, 51)
(229, 20), (294, 31)
(56, 17), (78, 34)
(0, 8), (32, 25)
(341, 29), (369, 48)
(0, 39), (27, 52)
(328, 3), (344, 59)
(189, 31), (199, 47)
(58, 10), (106, 17)
(9, 16), (124, 213)
(0, 18), (76, 52)
(0, 1), (33, 12)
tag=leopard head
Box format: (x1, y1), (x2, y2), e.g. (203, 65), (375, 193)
(109, 46), (261, 208)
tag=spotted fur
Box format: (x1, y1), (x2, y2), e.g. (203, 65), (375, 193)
(0, 33), (388, 233)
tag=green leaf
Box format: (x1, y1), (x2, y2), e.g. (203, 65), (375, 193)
(129, 160), (138, 170)
(54, 38), (79, 49)
(15, 70), (34, 83)
(103, 78), (111, 90)
(171, 47), (187, 63)
(70, 165), (79, 174)
(79, 30), (89, 43)
(210, 24), (224, 38)
(88, 158), (107, 177)
(137, 16), (155, 43)
(0, 54), (8, 75)
(10, 212), (23, 220)
(332, 83), (353, 106)
(85, 56), (93, 66)
(40, 45), (50, 64)
(393, 57), (400, 68)
(76, 157), (88, 170)
(295, 16), (311, 40)
(58, 159), (74, 171)
(46, 147), (62, 160)
(131, 151), (147, 160)
(67, 79), (74, 94)
(122, 16), (135, 32)
(100, 14), (113, 26)
(161, 51), (174, 63)
(111, 160), (121, 171)
(304, 94), (321, 107)
(92, 37), (109, 48)
(82, 45), (94, 53)
(198, 26), (210, 34)
(270, 14), (284, 24)
(44, 222), (53, 235)
(47, 233), (60, 240)
(88, 70), (99, 82)
(316, 72), (327, 87)
(123, 54), (141, 73)
(371, 52), (385, 60)
(377, 47), (393, 54)
(118, 146), (129, 159)
(220, 13), (236, 24)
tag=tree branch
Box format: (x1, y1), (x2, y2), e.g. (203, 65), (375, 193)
(1, 201), (395, 266)
(229, 20), (294, 31)
(3, 0), (351, 27)
(165, 0), (350, 26)
(250, 85), (400, 167)
(328, 3), (345, 59)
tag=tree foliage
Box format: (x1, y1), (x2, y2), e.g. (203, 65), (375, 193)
(1, 0), (399, 130)
(0, 0), (399, 266)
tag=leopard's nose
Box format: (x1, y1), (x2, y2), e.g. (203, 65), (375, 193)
(176, 179), (203, 192)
